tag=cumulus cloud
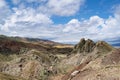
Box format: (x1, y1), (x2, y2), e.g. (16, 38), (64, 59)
(0, 0), (6, 8)
(52, 7), (120, 43)
(11, 0), (84, 16)
(0, 0), (120, 44)
(47, 0), (85, 16)
(1, 7), (53, 35)
(12, 0), (47, 5)
(52, 16), (104, 43)
(63, 19), (81, 32)
(0, 0), (11, 27)
(26, 0), (47, 3)
(0, 0), (85, 34)
(100, 5), (120, 40)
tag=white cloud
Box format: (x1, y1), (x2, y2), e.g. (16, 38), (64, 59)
(53, 16), (104, 43)
(12, 0), (47, 5)
(10, 0), (85, 17)
(100, 5), (120, 40)
(0, 0), (120, 44)
(0, 0), (6, 8)
(26, 0), (47, 3)
(62, 16), (104, 37)
(63, 19), (81, 32)
(47, 0), (85, 16)
(52, 8), (120, 43)
(0, 0), (11, 26)
(1, 8), (53, 32)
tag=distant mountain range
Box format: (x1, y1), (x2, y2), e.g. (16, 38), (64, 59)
(111, 43), (120, 47)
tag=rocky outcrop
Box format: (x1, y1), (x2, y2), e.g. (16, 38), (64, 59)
(74, 38), (95, 53)
(62, 39), (117, 80)
(96, 41), (113, 53)
(73, 38), (113, 53)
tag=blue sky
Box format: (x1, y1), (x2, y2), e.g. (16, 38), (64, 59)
(0, 0), (120, 46)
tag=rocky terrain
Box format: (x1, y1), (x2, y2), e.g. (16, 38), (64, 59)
(0, 35), (73, 80)
(0, 35), (119, 80)
(61, 38), (120, 80)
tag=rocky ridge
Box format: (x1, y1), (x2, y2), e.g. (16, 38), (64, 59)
(73, 38), (113, 53)
(61, 38), (120, 80)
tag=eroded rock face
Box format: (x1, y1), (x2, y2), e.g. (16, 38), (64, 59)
(73, 38), (113, 53)
(74, 38), (95, 53)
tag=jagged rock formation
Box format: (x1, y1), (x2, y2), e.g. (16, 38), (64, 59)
(74, 38), (95, 53)
(73, 38), (113, 53)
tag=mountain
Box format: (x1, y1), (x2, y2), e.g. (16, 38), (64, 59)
(112, 43), (120, 47)
(0, 35), (119, 80)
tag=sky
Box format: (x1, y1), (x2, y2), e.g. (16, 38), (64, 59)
(0, 0), (120, 46)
